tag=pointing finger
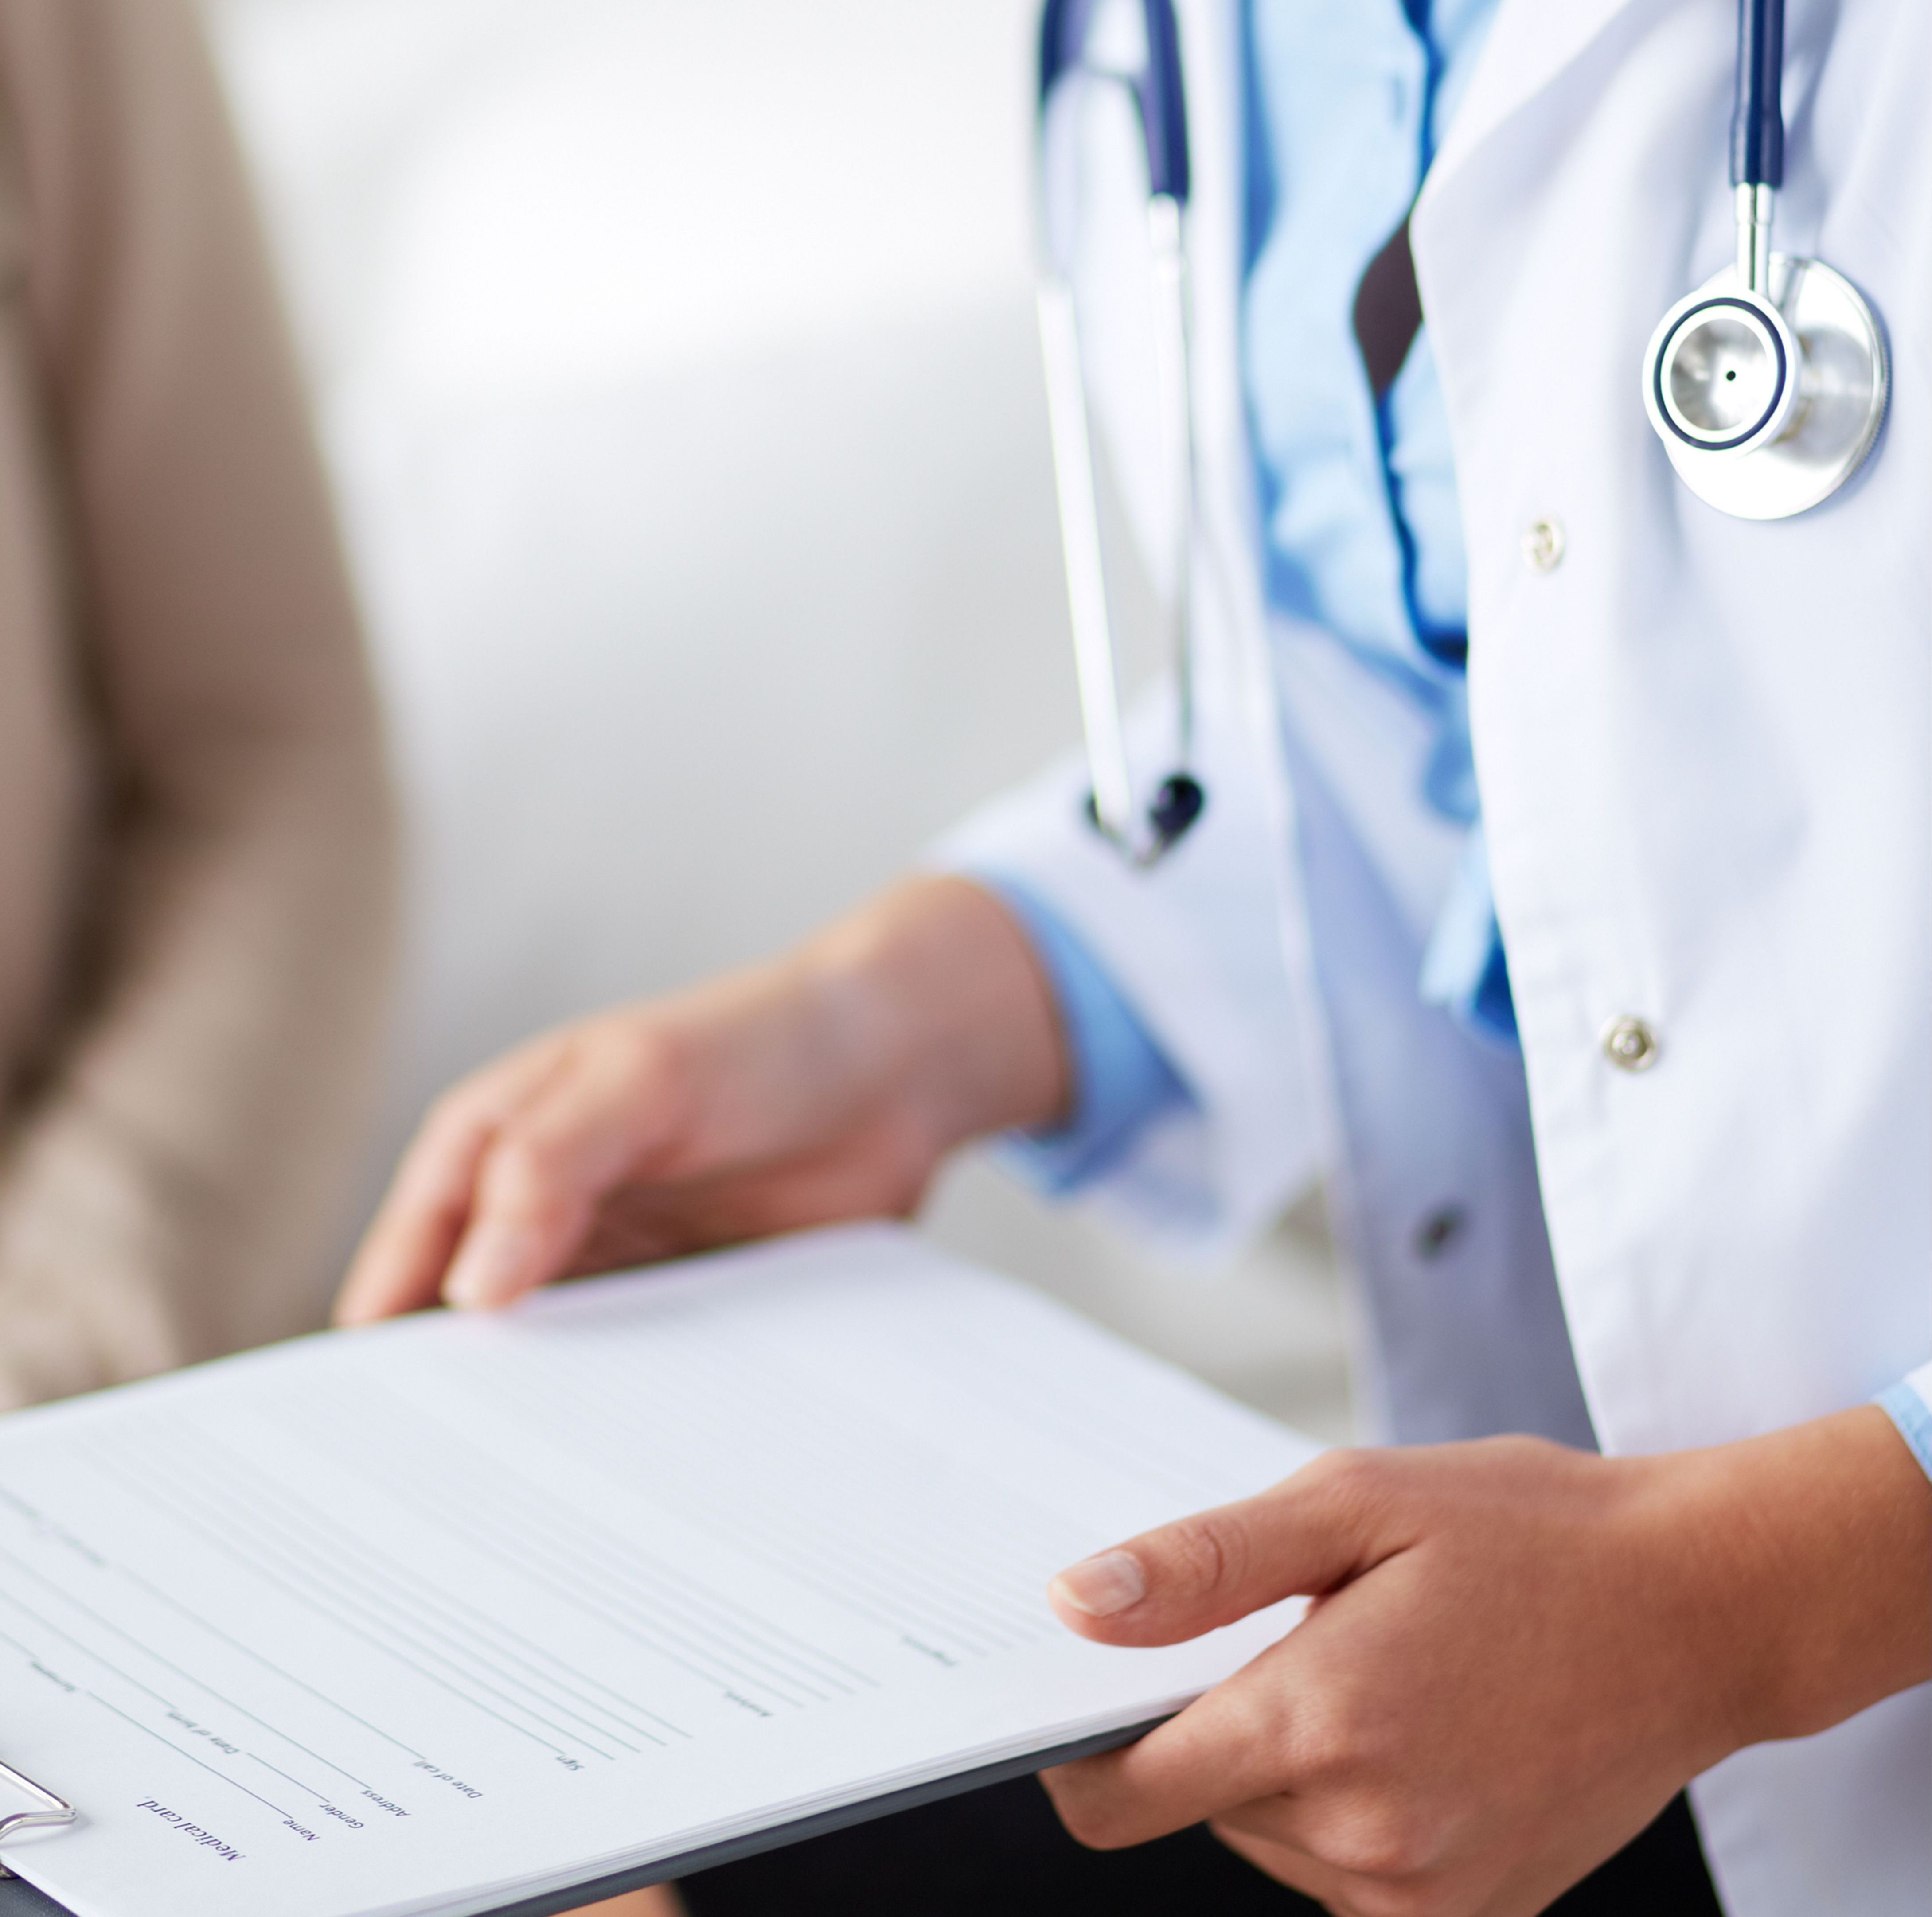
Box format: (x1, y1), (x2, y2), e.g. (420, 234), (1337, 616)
(332, 1043), (568, 1325)
(437, 1023), (691, 1310)
(1047, 1452), (1407, 1647)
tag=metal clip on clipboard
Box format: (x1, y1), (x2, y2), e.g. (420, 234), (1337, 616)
(0, 1759), (76, 1882)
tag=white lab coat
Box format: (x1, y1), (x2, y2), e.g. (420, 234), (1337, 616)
(936, 0), (1931, 1909)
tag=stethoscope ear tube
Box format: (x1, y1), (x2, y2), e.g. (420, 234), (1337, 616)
(1036, 274), (1137, 846)
(1035, 0), (1205, 866)
(1038, 0), (1190, 204)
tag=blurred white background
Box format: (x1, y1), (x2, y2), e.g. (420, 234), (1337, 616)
(205, 0), (1352, 1441)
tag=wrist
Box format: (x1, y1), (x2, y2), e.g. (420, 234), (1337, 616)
(1632, 1408), (1932, 1756)
(796, 876), (1070, 1158)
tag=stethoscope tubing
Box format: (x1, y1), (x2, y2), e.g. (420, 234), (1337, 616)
(1731, 0), (1784, 189)
(1035, 0), (1203, 865)
(1038, 0), (1190, 203)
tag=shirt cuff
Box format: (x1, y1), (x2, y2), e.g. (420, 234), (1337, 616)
(1876, 1364), (1931, 1476)
(984, 879), (1194, 1194)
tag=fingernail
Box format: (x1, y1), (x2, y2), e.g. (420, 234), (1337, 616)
(1050, 1549), (1146, 1617)
(442, 1226), (533, 1310)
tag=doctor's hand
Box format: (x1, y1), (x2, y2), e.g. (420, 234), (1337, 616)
(1041, 1407), (1932, 1917)
(334, 878), (1066, 1324)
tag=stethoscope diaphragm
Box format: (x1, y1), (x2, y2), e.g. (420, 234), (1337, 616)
(1647, 288), (1799, 456)
(1642, 254), (1888, 521)
(1642, 0), (1888, 519)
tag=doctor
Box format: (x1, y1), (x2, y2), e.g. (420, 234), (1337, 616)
(337, 0), (1929, 1912)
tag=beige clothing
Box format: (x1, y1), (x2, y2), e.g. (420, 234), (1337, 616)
(0, 0), (397, 1409)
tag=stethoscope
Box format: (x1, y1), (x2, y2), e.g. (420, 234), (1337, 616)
(1036, 0), (1203, 867)
(1036, 0), (1890, 869)
(1641, 0), (1889, 519)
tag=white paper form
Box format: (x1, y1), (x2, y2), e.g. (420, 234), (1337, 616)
(0, 1224), (1319, 1917)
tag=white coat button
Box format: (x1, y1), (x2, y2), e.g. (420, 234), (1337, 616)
(1601, 1015), (1660, 1072)
(1413, 1204), (1468, 1260)
(1522, 518), (1565, 571)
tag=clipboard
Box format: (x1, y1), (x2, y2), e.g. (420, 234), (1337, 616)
(0, 1761), (74, 1913)
(0, 1719), (1157, 1917)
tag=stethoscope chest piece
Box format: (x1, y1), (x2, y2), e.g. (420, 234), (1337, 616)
(1643, 253), (1889, 521)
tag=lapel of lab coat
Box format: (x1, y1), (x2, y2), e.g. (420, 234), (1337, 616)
(1174, 0), (1656, 885)
(1425, 0), (1645, 200)
(1169, 0), (1659, 1223)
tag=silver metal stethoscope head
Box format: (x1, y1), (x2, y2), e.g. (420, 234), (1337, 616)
(1036, 0), (1203, 868)
(1642, 0), (1889, 518)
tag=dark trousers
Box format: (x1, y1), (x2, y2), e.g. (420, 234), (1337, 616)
(679, 1775), (1723, 1917)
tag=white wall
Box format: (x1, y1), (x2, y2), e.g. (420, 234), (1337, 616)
(208, 0), (1353, 1441)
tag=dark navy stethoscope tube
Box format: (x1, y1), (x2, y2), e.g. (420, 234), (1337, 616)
(1044, 0), (1776, 205)
(1038, 0), (1190, 203)
(1731, 0), (1784, 187)
(1042, 0), (1776, 224)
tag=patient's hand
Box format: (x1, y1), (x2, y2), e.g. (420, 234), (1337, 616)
(334, 877), (1066, 1323)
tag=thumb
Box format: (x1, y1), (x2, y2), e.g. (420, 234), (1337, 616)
(1046, 1452), (1401, 1647)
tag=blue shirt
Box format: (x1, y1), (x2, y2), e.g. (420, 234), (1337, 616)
(1242, 0), (1513, 1040)
(1242, 0), (1497, 679)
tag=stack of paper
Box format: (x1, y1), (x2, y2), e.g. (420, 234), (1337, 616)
(0, 1224), (1318, 1917)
